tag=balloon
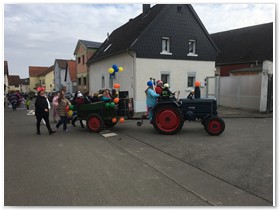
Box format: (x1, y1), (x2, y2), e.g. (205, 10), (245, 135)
(119, 67), (123, 72)
(108, 68), (114, 74)
(69, 105), (74, 110)
(119, 117), (125, 123)
(110, 102), (115, 108)
(65, 106), (70, 112)
(113, 83), (120, 89)
(68, 110), (73, 117)
(113, 98), (119, 104)
(112, 118), (117, 123)
(195, 81), (201, 87)
(112, 64), (118, 73)
(105, 103), (110, 109)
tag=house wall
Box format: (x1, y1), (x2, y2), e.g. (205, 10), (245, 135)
(54, 63), (61, 91)
(134, 58), (216, 112)
(260, 60), (273, 112)
(29, 76), (39, 91)
(65, 68), (73, 94)
(45, 70), (54, 93)
(88, 52), (134, 96)
(20, 84), (29, 93)
(76, 46), (97, 92)
(4, 74), (9, 94)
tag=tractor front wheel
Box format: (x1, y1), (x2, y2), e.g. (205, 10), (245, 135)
(204, 116), (225, 136)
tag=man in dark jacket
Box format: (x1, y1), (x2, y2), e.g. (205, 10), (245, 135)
(35, 88), (56, 135)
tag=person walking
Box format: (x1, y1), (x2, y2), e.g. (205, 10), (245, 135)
(52, 92), (59, 122)
(55, 89), (71, 132)
(35, 87), (56, 135)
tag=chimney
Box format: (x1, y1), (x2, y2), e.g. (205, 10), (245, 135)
(142, 4), (150, 16)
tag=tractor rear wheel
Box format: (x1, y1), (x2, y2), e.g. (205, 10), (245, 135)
(153, 106), (184, 135)
(204, 116), (225, 136)
(86, 114), (104, 133)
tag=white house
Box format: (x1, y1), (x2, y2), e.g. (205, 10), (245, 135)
(87, 4), (219, 112)
(54, 59), (76, 93)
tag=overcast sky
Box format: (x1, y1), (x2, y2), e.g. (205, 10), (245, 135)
(3, 3), (275, 78)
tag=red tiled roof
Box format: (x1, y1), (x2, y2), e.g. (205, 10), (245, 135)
(67, 60), (77, 82)
(29, 66), (49, 77)
(38, 65), (54, 76)
(8, 75), (21, 86)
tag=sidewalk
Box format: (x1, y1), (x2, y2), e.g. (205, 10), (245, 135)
(217, 106), (273, 118)
(131, 106), (273, 119)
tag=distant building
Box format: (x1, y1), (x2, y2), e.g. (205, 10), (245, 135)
(73, 40), (102, 92)
(29, 66), (49, 91)
(20, 78), (30, 93)
(28, 66), (54, 92)
(54, 59), (76, 93)
(8, 75), (21, 92)
(210, 22), (273, 76)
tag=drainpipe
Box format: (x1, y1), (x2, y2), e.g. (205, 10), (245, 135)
(128, 49), (136, 109)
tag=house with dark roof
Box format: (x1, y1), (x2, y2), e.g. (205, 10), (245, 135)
(4, 61), (9, 94)
(8, 75), (21, 91)
(54, 59), (77, 93)
(87, 4), (219, 112)
(73, 40), (102, 92)
(210, 22), (273, 76)
(209, 22), (273, 112)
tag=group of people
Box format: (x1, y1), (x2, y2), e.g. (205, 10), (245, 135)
(145, 80), (178, 123)
(35, 88), (120, 135)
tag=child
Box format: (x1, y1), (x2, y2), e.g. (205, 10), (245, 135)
(25, 98), (31, 110)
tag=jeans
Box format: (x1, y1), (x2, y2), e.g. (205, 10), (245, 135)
(56, 116), (68, 131)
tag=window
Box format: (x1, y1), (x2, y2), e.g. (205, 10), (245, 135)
(161, 37), (172, 55)
(188, 40), (197, 56)
(187, 73), (196, 88)
(83, 77), (87, 85)
(78, 78), (81, 85)
(82, 55), (85, 65)
(78, 57), (81, 64)
(101, 76), (105, 88)
(41, 79), (45, 85)
(161, 73), (170, 85)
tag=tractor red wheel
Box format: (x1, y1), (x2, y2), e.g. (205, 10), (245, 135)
(153, 106), (184, 135)
(86, 114), (104, 133)
(204, 116), (225, 136)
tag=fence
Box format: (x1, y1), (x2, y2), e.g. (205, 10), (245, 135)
(206, 74), (264, 111)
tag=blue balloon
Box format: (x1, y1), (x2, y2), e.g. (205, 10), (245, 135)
(112, 64), (119, 73)
(147, 81), (153, 87)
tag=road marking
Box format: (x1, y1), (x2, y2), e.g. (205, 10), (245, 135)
(27, 110), (35, 115)
(100, 130), (118, 138)
(102, 133), (118, 138)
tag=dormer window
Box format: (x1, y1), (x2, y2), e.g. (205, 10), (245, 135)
(188, 39), (198, 56)
(160, 37), (172, 55)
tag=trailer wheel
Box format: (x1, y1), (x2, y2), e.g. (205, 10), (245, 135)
(86, 114), (104, 133)
(204, 116), (225, 136)
(153, 106), (184, 135)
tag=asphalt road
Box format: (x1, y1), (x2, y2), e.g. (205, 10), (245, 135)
(4, 105), (273, 206)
